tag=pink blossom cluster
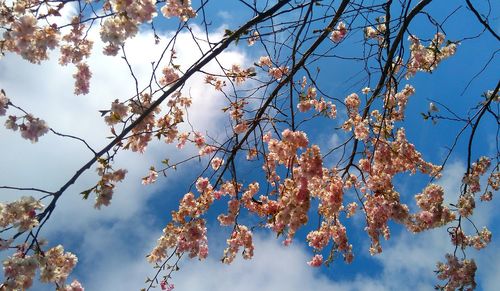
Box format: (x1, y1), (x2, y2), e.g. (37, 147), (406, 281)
(112, 0), (157, 23)
(457, 194), (475, 217)
(406, 33), (457, 79)
(19, 114), (49, 143)
(463, 156), (491, 194)
(436, 254), (476, 291)
(100, 0), (157, 55)
(488, 172), (499, 190)
(363, 193), (407, 254)
(171, 177), (215, 224)
(4, 112), (49, 143)
(240, 182), (279, 217)
(178, 132), (218, 157)
(93, 160), (127, 209)
(161, 0), (197, 22)
(176, 219), (209, 259)
(262, 130), (327, 244)
(297, 86), (317, 112)
(383, 84), (415, 121)
(159, 67), (180, 87)
(411, 184), (455, 231)
(458, 156), (493, 208)
(269, 129), (309, 164)
(176, 132), (190, 149)
(0, 90), (9, 116)
(268, 66), (289, 80)
(342, 93), (370, 140)
(330, 21), (347, 43)
(155, 92), (192, 148)
(0, 238), (13, 251)
(233, 122), (248, 134)
(142, 168), (158, 185)
(365, 23), (386, 39)
(0, 196), (43, 232)
(0, 0), (197, 98)
(2, 14), (58, 64)
(350, 115), (369, 141)
(297, 84), (337, 118)
(204, 75), (226, 91)
(229, 100), (245, 122)
(227, 64), (256, 85)
(344, 93), (360, 112)
(64, 280), (85, 291)
(247, 31), (260, 46)
(100, 15), (139, 56)
(331, 222), (353, 262)
(104, 99), (129, 126)
(357, 129), (444, 252)
(246, 148), (258, 160)
(481, 171), (499, 201)
(217, 199), (239, 226)
(38, 245), (78, 286)
(1, 3), (94, 94)
(148, 218), (208, 262)
(201, 130), (344, 262)
(222, 225), (254, 264)
(228, 100), (249, 134)
(257, 56), (273, 67)
(307, 254), (323, 267)
(73, 62), (91, 95)
(256, 56), (289, 80)
(59, 17), (94, 95)
(364, 17), (386, 46)
(148, 223), (179, 262)
(168, 129), (213, 156)
(345, 201), (358, 217)
(2, 245), (83, 290)
(217, 181), (242, 199)
(307, 224), (331, 251)
(306, 220), (353, 263)
(263, 129), (309, 184)
(198, 145), (217, 157)
(299, 145), (323, 180)
(2, 251), (38, 290)
(59, 18), (93, 66)
(450, 227), (492, 250)
(193, 132), (205, 148)
(314, 170), (345, 218)
(210, 157), (224, 170)
(359, 129), (441, 193)
(160, 280), (174, 291)
(126, 93), (161, 153)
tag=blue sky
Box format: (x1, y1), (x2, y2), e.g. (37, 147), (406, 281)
(0, 1), (498, 290)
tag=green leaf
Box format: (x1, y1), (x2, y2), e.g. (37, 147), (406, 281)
(80, 189), (92, 200)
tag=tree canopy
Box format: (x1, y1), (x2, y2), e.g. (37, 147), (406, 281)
(0, 0), (498, 290)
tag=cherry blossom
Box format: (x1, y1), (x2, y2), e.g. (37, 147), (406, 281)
(330, 21), (347, 42)
(0, 90), (9, 116)
(0, 1), (497, 290)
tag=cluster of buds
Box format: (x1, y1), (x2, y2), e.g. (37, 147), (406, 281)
(2, 244), (83, 290)
(82, 159), (127, 209)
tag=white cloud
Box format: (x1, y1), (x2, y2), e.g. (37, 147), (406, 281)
(0, 19), (248, 224)
(71, 232), (387, 291)
(0, 17), (251, 290)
